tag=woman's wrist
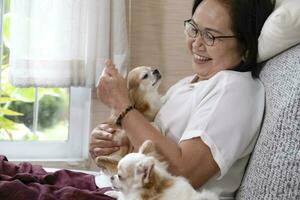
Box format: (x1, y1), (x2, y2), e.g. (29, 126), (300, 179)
(116, 105), (135, 126)
(115, 98), (132, 114)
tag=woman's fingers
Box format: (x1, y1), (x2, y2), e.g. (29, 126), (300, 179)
(104, 59), (115, 68)
(89, 146), (120, 159)
(93, 146), (120, 156)
(97, 123), (115, 133)
(104, 59), (117, 71)
(89, 123), (126, 158)
(91, 124), (115, 137)
(89, 137), (123, 157)
(91, 129), (114, 140)
(104, 59), (118, 76)
(89, 137), (120, 158)
(90, 138), (120, 148)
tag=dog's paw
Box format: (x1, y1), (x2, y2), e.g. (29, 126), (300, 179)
(104, 191), (120, 199)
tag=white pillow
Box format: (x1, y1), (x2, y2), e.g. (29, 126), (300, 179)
(257, 0), (300, 62)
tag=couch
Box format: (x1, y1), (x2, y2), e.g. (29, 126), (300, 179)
(235, 43), (300, 199)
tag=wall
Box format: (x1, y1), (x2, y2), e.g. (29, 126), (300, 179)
(129, 0), (194, 91)
(90, 0), (194, 170)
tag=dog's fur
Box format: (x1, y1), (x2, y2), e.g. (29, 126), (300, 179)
(95, 66), (163, 176)
(105, 140), (219, 200)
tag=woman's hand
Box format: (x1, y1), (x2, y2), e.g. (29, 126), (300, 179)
(89, 123), (123, 160)
(97, 59), (131, 113)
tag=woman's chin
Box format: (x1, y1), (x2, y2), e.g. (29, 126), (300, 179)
(193, 62), (211, 72)
(192, 65), (215, 80)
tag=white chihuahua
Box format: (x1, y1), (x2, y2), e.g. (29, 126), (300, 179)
(105, 140), (219, 200)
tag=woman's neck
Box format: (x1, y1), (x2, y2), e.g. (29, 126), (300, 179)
(190, 75), (200, 83)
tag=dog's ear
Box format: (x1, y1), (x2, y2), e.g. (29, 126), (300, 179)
(135, 157), (155, 185)
(139, 140), (155, 155)
(128, 88), (137, 106)
(139, 140), (166, 164)
(127, 76), (139, 91)
(128, 79), (139, 107)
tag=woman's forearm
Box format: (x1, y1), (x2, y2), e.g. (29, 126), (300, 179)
(121, 109), (184, 174)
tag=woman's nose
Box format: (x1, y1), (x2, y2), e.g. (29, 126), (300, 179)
(194, 35), (204, 44)
(192, 36), (205, 50)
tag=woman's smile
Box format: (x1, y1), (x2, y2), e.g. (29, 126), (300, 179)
(193, 53), (212, 64)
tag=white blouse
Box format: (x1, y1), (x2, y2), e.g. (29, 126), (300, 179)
(154, 70), (265, 199)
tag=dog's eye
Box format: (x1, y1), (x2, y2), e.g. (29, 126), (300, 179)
(142, 74), (148, 79)
(118, 174), (123, 180)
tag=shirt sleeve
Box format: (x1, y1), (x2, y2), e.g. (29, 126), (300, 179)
(179, 77), (264, 179)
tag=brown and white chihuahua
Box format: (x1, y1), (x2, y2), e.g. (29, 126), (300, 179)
(95, 66), (163, 176)
(105, 140), (219, 200)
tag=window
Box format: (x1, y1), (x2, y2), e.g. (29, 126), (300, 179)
(0, 0), (91, 161)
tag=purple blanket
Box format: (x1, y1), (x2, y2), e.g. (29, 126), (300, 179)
(0, 155), (114, 200)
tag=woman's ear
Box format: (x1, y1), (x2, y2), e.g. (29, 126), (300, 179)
(242, 49), (249, 61)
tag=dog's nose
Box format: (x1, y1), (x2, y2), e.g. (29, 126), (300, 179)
(153, 69), (161, 79)
(153, 69), (160, 75)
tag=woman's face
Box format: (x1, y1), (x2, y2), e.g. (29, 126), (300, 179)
(186, 0), (242, 80)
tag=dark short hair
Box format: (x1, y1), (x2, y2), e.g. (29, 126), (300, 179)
(192, 0), (275, 77)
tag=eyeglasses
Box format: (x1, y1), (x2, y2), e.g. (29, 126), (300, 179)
(184, 19), (237, 46)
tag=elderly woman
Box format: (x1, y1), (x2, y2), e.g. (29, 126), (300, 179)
(90, 0), (275, 199)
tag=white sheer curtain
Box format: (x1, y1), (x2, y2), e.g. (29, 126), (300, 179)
(9, 0), (128, 87)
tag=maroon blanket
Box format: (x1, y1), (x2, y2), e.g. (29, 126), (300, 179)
(0, 155), (114, 200)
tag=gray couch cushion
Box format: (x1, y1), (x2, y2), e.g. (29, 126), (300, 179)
(236, 44), (300, 199)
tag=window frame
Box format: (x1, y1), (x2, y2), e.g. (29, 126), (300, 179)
(0, 88), (91, 161)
